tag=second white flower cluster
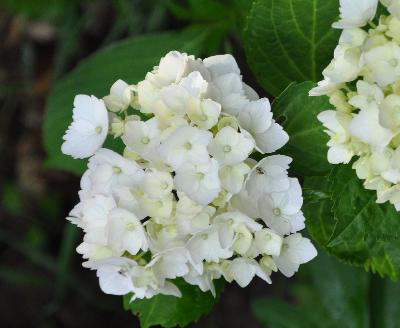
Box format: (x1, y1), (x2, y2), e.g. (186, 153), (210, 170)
(311, 0), (400, 210)
(63, 51), (317, 301)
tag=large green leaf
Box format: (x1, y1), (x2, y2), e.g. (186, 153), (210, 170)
(123, 279), (224, 328)
(253, 251), (400, 328)
(43, 29), (208, 175)
(304, 165), (400, 280)
(272, 81), (331, 176)
(252, 252), (370, 328)
(303, 175), (335, 246)
(307, 252), (369, 327)
(252, 298), (323, 328)
(379, 277), (400, 328)
(243, 0), (340, 96)
(166, 0), (251, 54)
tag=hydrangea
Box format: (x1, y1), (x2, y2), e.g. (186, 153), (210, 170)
(63, 51), (317, 301)
(62, 95), (109, 159)
(311, 0), (400, 211)
(332, 0), (378, 29)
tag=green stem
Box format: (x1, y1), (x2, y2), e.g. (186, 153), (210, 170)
(124, 251), (146, 262)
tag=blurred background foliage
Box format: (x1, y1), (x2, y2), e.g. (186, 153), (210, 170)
(0, 0), (399, 327)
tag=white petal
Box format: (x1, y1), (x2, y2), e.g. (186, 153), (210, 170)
(203, 54), (240, 79)
(254, 121), (289, 154)
(62, 95), (108, 159)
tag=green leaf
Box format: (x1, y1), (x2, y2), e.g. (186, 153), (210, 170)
(252, 298), (323, 328)
(252, 251), (370, 328)
(303, 176), (335, 246)
(307, 252), (369, 327)
(379, 278), (400, 328)
(253, 251), (400, 328)
(304, 165), (400, 280)
(166, 0), (251, 54)
(243, 0), (340, 96)
(272, 81), (331, 176)
(123, 279), (224, 328)
(43, 29), (208, 175)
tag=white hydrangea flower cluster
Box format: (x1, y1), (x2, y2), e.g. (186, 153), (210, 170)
(62, 51), (317, 301)
(311, 0), (400, 211)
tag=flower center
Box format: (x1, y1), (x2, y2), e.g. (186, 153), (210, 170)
(196, 172), (205, 180)
(95, 126), (103, 134)
(223, 145), (232, 153)
(113, 166), (122, 174)
(201, 233), (208, 240)
(141, 137), (150, 144)
(390, 58), (399, 67)
(367, 95), (375, 103)
(273, 208), (281, 216)
(264, 233), (272, 241)
(161, 182), (169, 190)
(200, 114), (208, 122)
(126, 223), (135, 231)
(184, 142), (192, 150)
(384, 149), (393, 158)
(282, 243), (289, 251)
